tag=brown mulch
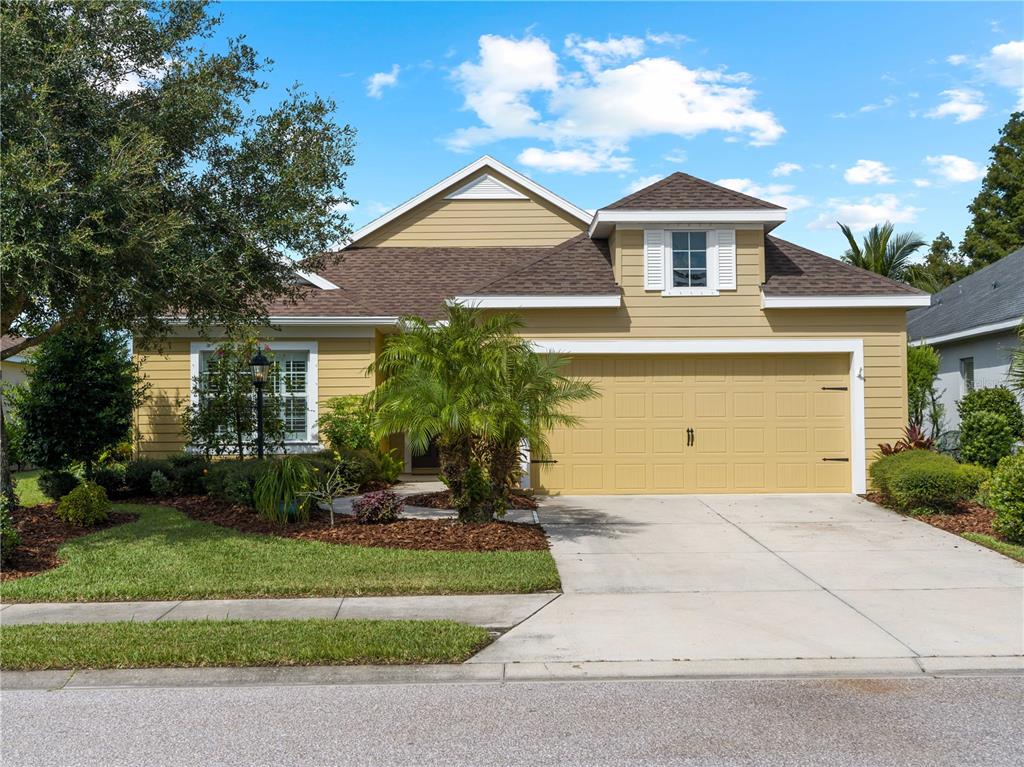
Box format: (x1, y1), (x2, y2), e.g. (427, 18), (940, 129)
(168, 496), (550, 552)
(403, 490), (539, 511)
(1, 505), (139, 582)
(864, 492), (998, 536)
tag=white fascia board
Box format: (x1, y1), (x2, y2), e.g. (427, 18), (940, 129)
(762, 294), (932, 309)
(269, 316), (399, 326)
(529, 336), (867, 494)
(589, 209), (786, 238)
(910, 317), (1022, 346)
(348, 156), (592, 245)
(450, 295), (621, 309)
(295, 270), (339, 290)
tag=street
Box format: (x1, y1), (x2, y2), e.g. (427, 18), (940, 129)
(3, 675), (1021, 766)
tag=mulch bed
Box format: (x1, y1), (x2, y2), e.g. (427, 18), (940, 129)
(864, 492), (998, 537)
(403, 490), (539, 511)
(168, 496), (549, 553)
(1, 505), (138, 582)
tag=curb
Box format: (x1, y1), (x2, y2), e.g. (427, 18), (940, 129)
(4, 656), (1022, 691)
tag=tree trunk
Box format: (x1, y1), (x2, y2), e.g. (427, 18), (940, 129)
(438, 433), (490, 523)
(485, 438), (520, 518)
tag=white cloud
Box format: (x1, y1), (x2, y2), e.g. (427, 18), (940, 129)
(664, 149), (688, 164)
(625, 174), (664, 193)
(366, 65), (400, 98)
(448, 33), (784, 167)
(646, 32), (691, 46)
(715, 178), (810, 210)
(844, 159), (895, 185)
(946, 54), (968, 66)
(977, 40), (1024, 108)
(926, 88), (986, 122)
(912, 178), (932, 188)
(858, 95), (898, 113)
(517, 146), (633, 174)
(924, 154), (986, 183)
(808, 194), (922, 231)
(771, 162), (802, 177)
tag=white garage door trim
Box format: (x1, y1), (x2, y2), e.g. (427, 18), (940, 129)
(529, 338), (866, 494)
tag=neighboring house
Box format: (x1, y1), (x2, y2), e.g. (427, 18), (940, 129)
(907, 246), (1024, 431)
(135, 156), (930, 495)
(0, 335), (29, 405)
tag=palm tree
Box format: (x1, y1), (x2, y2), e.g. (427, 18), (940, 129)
(480, 349), (598, 516)
(838, 221), (927, 285)
(1008, 323), (1024, 396)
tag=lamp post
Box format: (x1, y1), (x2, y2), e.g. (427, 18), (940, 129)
(250, 350), (271, 459)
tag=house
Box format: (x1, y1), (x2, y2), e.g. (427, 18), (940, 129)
(907, 246), (1024, 431)
(0, 335), (29, 405)
(135, 156), (931, 495)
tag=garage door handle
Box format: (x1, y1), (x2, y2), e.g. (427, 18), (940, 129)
(822, 457), (849, 462)
(530, 459), (558, 464)
(821, 386), (848, 391)
(686, 428), (694, 447)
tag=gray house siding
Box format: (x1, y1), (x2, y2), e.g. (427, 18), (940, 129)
(932, 329), (1021, 432)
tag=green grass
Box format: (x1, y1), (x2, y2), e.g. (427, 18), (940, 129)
(13, 469), (46, 507)
(0, 503), (560, 602)
(962, 533), (1024, 564)
(0, 619), (491, 670)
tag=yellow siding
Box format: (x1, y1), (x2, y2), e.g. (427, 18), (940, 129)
(354, 170), (585, 247)
(515, 228), (909, 477)
(134, 337), (375, 457)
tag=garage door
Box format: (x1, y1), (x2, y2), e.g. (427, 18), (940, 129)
(534, 354), (851, 494)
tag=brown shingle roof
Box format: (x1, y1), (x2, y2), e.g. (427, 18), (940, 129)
(267, 236), (618, 320)
(763, 236), (926, 297)
(604, 172), (785, 211)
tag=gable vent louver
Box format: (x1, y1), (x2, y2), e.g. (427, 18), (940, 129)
(445, 174), (528, 200)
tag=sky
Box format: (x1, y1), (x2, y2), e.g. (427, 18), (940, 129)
(208, 1), (1023, 257)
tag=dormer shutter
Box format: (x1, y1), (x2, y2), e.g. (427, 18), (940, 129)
(717, 229), (737, 290)
(644, 229), (665, 291)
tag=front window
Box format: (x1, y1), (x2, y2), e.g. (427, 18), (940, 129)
(959, 357), (974, 397)
(670, 231), (708, 288)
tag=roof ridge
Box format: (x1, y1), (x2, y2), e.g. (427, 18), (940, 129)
(604, 171), (784, 210)
(766, 235), (925, 295)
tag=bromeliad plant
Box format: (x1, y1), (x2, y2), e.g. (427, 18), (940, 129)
(253, 456), (312, 524)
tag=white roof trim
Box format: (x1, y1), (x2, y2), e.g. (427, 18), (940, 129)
(762, 294), (931, 309)
(445, 173), (528, 200)
(347, 156), (592, 245)
(590, 208), (786, 238)
(450, 294), (621, 309)
(909, 317), (1022, 347)
(296, 270), (339, 290)
(269, 316), (400, 326)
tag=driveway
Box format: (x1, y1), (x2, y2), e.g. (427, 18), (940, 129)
(473, 494), (1024, 665)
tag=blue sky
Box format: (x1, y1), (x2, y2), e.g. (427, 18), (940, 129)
(210, 2), (1023, 256)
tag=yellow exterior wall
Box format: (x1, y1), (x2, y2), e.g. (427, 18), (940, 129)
(134, 336), (376, 457)
(354, 170), (586, 247)
(514, 228), (908, 476)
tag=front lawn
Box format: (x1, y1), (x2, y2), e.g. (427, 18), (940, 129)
(12, 470), (46, 508)
(0, 618), (491, 670)
(962, 533), (1024, 564)
(0, 503), (560, 602)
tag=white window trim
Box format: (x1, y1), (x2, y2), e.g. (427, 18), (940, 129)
(528, 337), (868, 495)
(661, 228), (720, 297)
(189, 341), (320, 446)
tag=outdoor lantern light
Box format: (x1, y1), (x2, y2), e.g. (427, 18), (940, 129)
(250, 350), (271, 459)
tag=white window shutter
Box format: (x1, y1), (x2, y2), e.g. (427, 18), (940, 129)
(717, 229), (737, 290)
(644, 229), (665, 291)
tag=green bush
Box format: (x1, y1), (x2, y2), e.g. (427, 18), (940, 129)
(959, 411), (1015, 468)
(0, 503), (20, 564)
(38, 470), (81, 501)
(318, 395), (376, 453)
(168, 454), (209, 495)
(990, 453), (1024, 544)
(352, 490), (404, 524)
(150, 470), (172, 496)
(124, 459), (175, 495)
(92, 465), (126, 495)
(957, 386), (1024, 439)
(870, 450), (989, 513)
(205, 460), (271, 507)
(55, 482), (110, 526)
(299, 450), (341, 474)
(253, 456), (312, 524)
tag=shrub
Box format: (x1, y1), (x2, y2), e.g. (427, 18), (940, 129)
(299, 450), (341, 475)
(0, 503), (19, 564)
(957, 386), (1024, 439)
(92, 465), (126, 495)
(352, 490), (403, 524)
(149, 470), (172, 496)
(205, 460), (272, 507)
(990, 453), (1024, 544)
(318, 395), (376, 453)
(124, 459), (175, 495)
(870, 450), (989, 513)
(878, 424), (934, 456)
(253, 457), (312, 524)
(168, 454), (209, 495)
(38, 470), (81, 501)
(959, 411), (1015, 468)
(56, 482), (110, 526)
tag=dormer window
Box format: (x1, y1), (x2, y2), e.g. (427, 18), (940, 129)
(644, 227), (737, 296)
(671, 231), (708, 289)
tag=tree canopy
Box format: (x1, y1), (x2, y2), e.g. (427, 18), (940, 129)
(838, 221), (926, 283)
(0, 1), (355, 359)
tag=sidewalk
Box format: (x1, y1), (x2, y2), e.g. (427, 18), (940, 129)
(0, 594), (558, 630)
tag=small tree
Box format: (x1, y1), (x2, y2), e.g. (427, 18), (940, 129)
(907, 344), (943, 437)
(10, 329), (145, 477)
(839, 222), (926, 283)
(181, 335), (285, 458)
(318, 395), (376, 452)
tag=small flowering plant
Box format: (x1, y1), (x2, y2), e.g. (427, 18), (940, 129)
(352, 490), (404, 524)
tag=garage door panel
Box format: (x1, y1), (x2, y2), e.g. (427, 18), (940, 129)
(539, 354), (850, 494)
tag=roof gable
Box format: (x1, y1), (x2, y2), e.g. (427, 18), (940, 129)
(604, 172), (785, 211)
